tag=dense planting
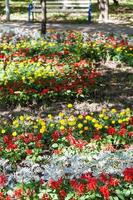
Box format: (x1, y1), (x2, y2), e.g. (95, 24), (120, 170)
(0, 107), (133, 199)
(0, 31), (132, 104)
(0, 30), (133, 200)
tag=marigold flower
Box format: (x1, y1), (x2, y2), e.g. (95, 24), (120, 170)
(67, 103), (73, 108)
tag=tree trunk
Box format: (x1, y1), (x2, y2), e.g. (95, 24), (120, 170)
(5, 0), (10, 21)
(99, 0), (109, 22)
(40, 0), (46, 34)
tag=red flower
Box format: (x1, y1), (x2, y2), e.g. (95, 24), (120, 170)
(107, 126), (116, 135)
(108, 176), (120, 187)
(118, 128), (126, 136)
(99, 173), (108, 183)
(93, 135), (102, 140)
(42, 194), (51, 200)
(48, 178), (62, 190)
(128, 132), (133, 137)
(35, 141), (43, 148)
(87, 177), (97, 191)
(55, 85), (62, 92)
(52, 131), (60, 142)
(53, 149), (62, 155)
(70, 180), (85, 195)
(75, 183), (85, 196)
(5, 196), (11, 200)
(0, 174), (7, 187)
(14, 188), (23, 198)
(40, 88), (49, 95)
(7, 142), (17, 150)
(40, 178), (44, 185)
(99, 186), (110, 200)
(0, 192), (3, 198)
(9, 88), (14, 94)
(26, 149), (32, 155)
(130, 116), (133, 125)
(70, 179), (78, 188)
(77, 88), (83, 94)
(36, 133), (43, 140)
(59, 189), (67, 199)
(3, 135), (10, 143)
(123, 168), (133, 182)
(0, 86), (3, 91)
(80, 172), (92, 180)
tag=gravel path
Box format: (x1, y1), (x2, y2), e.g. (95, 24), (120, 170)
(0, 21), (133, 35)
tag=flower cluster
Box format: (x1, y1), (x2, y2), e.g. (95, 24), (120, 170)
(0, 107), (133, 199)
(0, 31), (133, 104)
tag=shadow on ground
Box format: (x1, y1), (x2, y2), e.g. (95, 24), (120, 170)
(0, 21), (133, 35)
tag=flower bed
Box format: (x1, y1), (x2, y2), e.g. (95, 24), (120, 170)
(0, 30), (133, 199)
(0, 30), (132, 104)
(0, 107), (133, 199)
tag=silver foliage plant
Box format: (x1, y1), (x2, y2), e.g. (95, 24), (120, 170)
(0, 146), (133, 188)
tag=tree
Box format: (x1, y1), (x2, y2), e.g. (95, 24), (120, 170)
(98, 0), (109, 22)
(40, 0), (47, 34)
(5, 0), (10, 21)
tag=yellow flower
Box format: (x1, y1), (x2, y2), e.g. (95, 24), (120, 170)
(83, 120), (87, 124)
(126, 108), (130, 113)
(59, 112), (64, 117)
(12, 131), (17, 137)
(94, 123), (102, 129)
(92, 118), (97, 123)
(105, 126), (109, 129)
(79, 130), (83, 134)
(111, 109), (117, 113)
(40, 126), (46, 133)
(104, 116), (109, 120)
(67, 103), (73, 108)
(78, 123), (83, 129)
(50, 123), (55, 127)
(78, 115), (83, 119)
(19, 116), (24, 121)
(26, 116), (31, 121)
(98, 124), (103, 129)
(60, 126), (65, 130)
(48, 114), (53, 120)
(102, 109), (107, 113)
(1, 129), (6, 134)
(68, 121), (76, 126)
(118, 119), (122, 124)
(13, 120), (18, 125)
(111, 120), (115, 124)
(99, 114), (104, 118)
(125, 117), (130, 122)
(85, 115), (92, 120)
(59, 119), (66, 126)
(120, 111), (125, 116)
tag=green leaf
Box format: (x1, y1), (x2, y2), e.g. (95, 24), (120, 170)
(51, 143), (58, 148)
(124, 189), (130, 197)
(113, 197), (119, 200)
(115, 190), (125, 200)
(65, 193), (74, 200)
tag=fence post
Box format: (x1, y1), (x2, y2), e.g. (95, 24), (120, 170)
(88, 0), (92, 23)
(5, 0), (10, 21)
(28, 3), (33, 22)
